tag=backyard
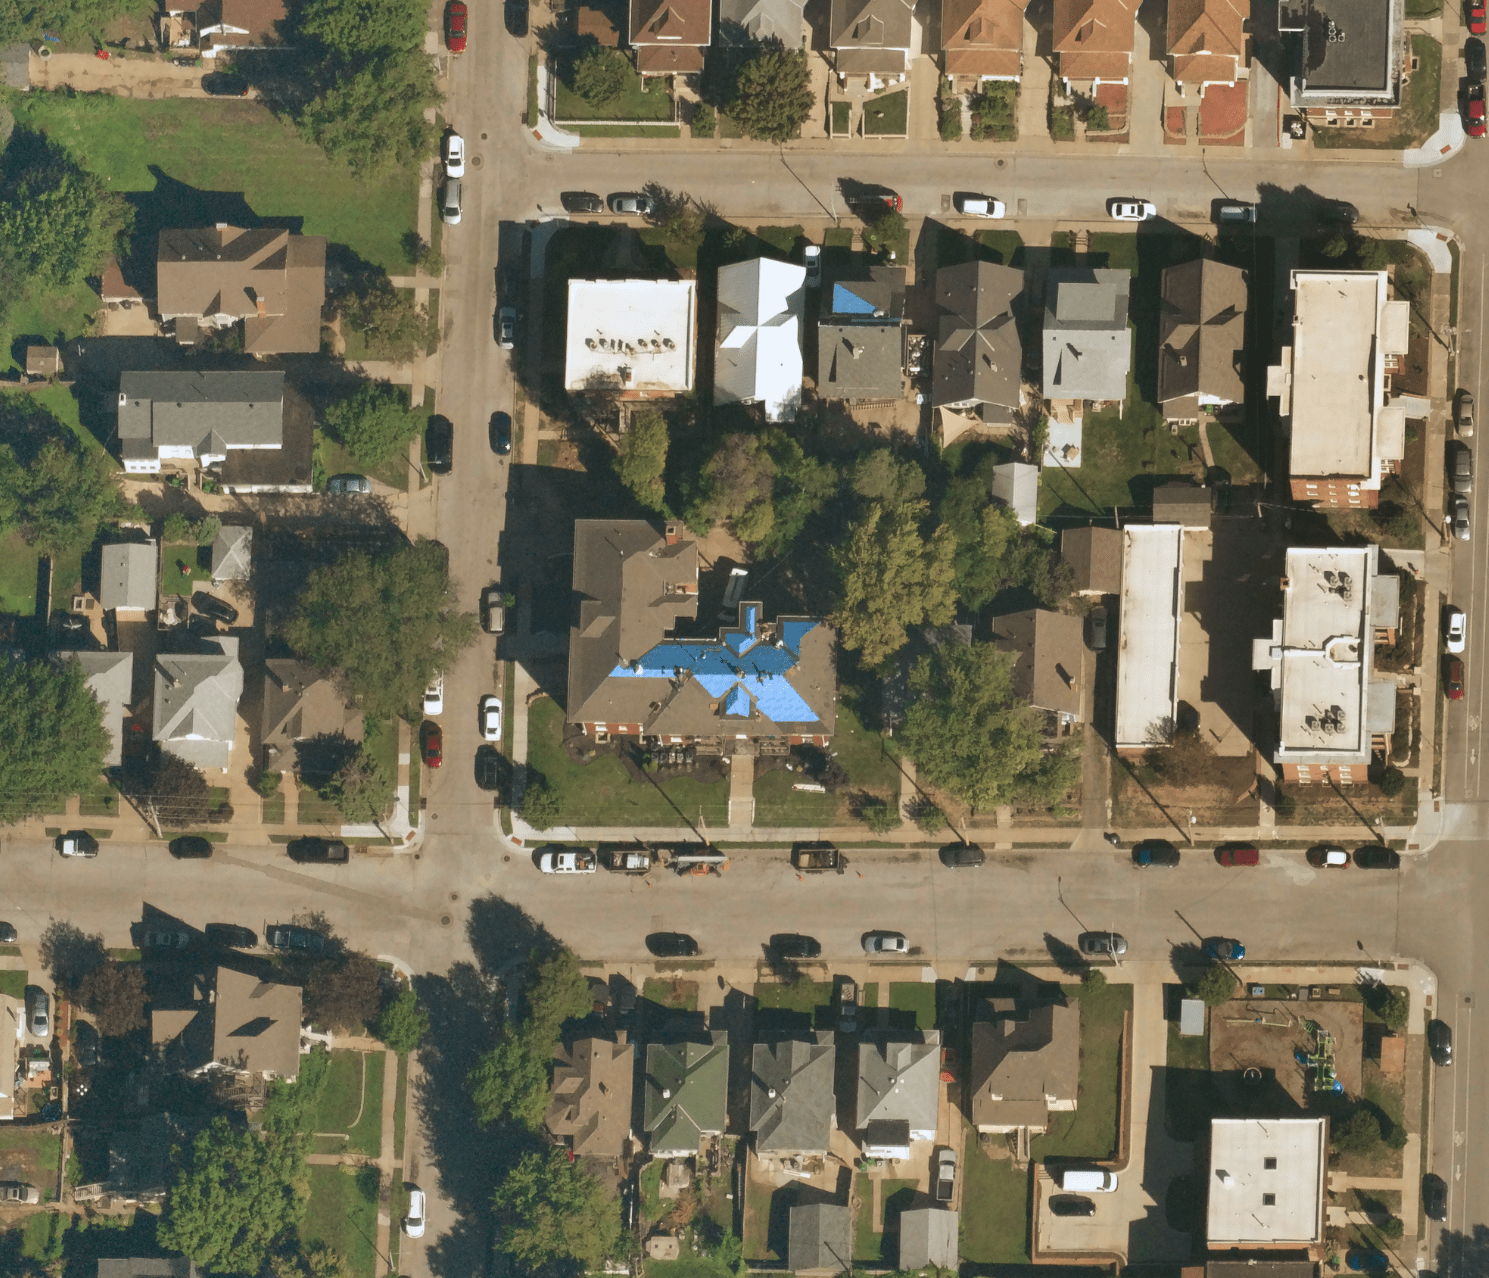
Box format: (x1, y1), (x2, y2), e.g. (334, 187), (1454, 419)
(0, 1125), (62, 1200)
(161, 543), (212, 596)
(959, 1126), (1031, 1263)
(301, 1163), (379, 1278)
(852, 1173), (917, 1261)
(1030, 981), (1131, 1161)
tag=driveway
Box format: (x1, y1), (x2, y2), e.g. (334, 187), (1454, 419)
(29, 52), (246, 99)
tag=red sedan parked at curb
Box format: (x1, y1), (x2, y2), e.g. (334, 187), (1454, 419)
(420, 722), (443, 768)
(444, 0), (468, 51)
(1471, 0), (1487, 35)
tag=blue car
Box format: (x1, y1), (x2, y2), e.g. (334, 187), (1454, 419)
(1346, 1251), (1388, 1273)
(1206, 937), (1246, 961)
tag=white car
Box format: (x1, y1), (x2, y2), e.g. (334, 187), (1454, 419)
(480, 694), (503, 742)
(422, 676), (444, 716)
(539, 850), (597, 874)
(954, 194), (1006, 218)
(1107, 198), (1156, 221)
(442, 133), (465, 178)
(404, 1187), (426, 1238)
(1447, 606), (1467, 654)
(862, 930), (908, 954)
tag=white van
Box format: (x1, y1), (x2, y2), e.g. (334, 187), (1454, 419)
(1217, 203), (1256, 224)
(1060, 1169), (1118, 1193)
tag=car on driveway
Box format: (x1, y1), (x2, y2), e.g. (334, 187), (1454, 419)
(1216, 842), (1259, 866)
(327, 473), (370, 495)
(1353, 846), (1401, 869)
(480, 694), (503, 742)
(289, 837), (349, 864)
(426, 415), (453, 475)
(1423, 1172), (1448, 1221)
(497, 306), (516, 350)
(1447, 657), (1466, 700)
(1459, 389), (1477, 436)
(201, 71), (249, 95)
(1205, 937), (1246, 961)
(804, 244), (822, 287)
(1347, 1251), (1389, 1272)
(0, 1182), (39, 1204)
(539, 848), (597, 874)
(939, 843), (986, 868)
(1447, 605), (1467, 653)
(607, 192), (654, 216)
(1107, 197), (1156, 221)
(771, 933), (822, 959)
(192, 591), (239, 625)
(26, 988), (47, 1038)
(1089, 606), (1107, 650)
(490, 411), (513, 455)
(1453, 494), (1472, 541)
(862, 931), (908, 954)
(205, 923), (258, 949)
(1050, 1195), (1096, 1217)
(420, 721), (443, 768)
(647, 931), (699, 956)
(1429, 1018), (1453, 1065)
(268, 925), (326, 952)
(442, 132), (465, 178)
(58, 831), (98, 858)
(169, 835), (213, 859)
(1079, 931), (1127, 957)
(1132, 839), (1180, 867)
(561, 191), (605, 213)
(444, 0), (467, 50)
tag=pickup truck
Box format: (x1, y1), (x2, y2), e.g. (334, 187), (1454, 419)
(791, 842), (840, 872)
(604, 848), (652, 874)
(934, 1147), (957, 1202)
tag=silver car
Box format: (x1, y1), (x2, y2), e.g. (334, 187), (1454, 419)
(26, 989), (48, 1039)
(440, 178), (462, 226)
(327, 473), (371, 495)
(861, 931), (908, 954)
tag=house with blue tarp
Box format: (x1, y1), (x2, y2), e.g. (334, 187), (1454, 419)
(567, 519), (836, 748)
(816, 265), (906, 402)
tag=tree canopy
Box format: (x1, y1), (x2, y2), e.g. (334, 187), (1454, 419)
(939, 457), (1070, 611)
(76, 960), (146, 1037)
(684, 429), (836, 555)
(849, 449), (926, 507)
(377, 987), (429, 1053)
(728, 49), (815, 144)
(0, 137), (133, 290)
(492, 1148), (625, 1273)
(338, 283), (441, 362)
(614, 409), (670, 513)
(305, 951), (384, 1033)
(296, 0), (427, 55)
(832, 500), (957, 669)
(119, 750), (214, 830)
(323, 383), (426, 470)
(571, 47), (632, 107)
(0, 438), (134, 558)
(0, 658), (110, 825)
(297, 54), (439, 178)
(285, 539), (476, 720)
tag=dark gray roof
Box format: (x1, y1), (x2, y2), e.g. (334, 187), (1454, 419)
(1042, 268), (1132, 402)
(934, 260), (1024, 415)
(749, 1033), (836, 1154)
(97, 1259), (198, 1278)
(1152, 481), (1214, 528)
(817, 324), (903, 399)
(1296, 0), (1395, 91)
(900, 1208), (959, 1270)
(823, 266), (905, 323)
(788, 1203), (852, 1274)
(1157, 258), (1246, 410)
(119, 370), (285, 458)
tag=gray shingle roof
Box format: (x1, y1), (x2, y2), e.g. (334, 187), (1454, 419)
(211, 525), (253, 582)
(900, 1209), (959, 1269)
(100, 542), (159, 612)
(817, 324), (903, 399)
(153, 637), (244, 771)
(788, 1203), (852, 1274)
(53, 651), (134, 767)
(1042, 267), (1132, 402)
(719, 0), (807, 42)
(749, 1033), (836, 1154)
(119, 370), (285, 459)
(856, 1036), (940, 1134)
(934, 260), (1025, 420)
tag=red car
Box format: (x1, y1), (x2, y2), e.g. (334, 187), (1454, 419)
(1471, 0), (1487, 34)
(1216, 843), (1260, 867)
(1447, 659), (1465, 700)
(445, 0), (468, 52)
(1468, 84), (1486, 136)
(420, 722), (443, 768)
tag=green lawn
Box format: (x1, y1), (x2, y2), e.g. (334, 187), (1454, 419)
(1165, 1010), (1217, 1139)
(643, 977), (699, 1011)
(262, 791), (286, 824)
(1087, 232), (1140, 275)
(1206, 416), (1264, 484)
(0, 281), (98, 379)
(315, 427), (412, 494)
(1031, 982), (1131, 1161)
(755, 225), (804, 257)
(886, 982), (937, 1030)
(9, 94), (418, 275)
(526, 698), (730, 828)
(301, 1164), (379, 1278)
(862, 90), (908, 136)
(348, 1051), (384, 1157)
(823, 227), (853, 249)
(976, 229), (1024, 265)
(0, 1126), (61, 1198)
(863, 982), (879, 1007)
(79, 781), (120, 818)
(0, 971), (26, 999)
(751, 770), (841, 826)
(0, 532), (40, 614)
(959, 1127), (1030, 1262)
(638, 226), (699, 271)
(753, 981), (833, 1014)
(554, 70), (674, 121)
(831, 100), (851, 135)
(852, 1174), (917, 1260)
(161, 543), (211, 596)
(29, 385), (105, 455)
(311, 1049), (380, 1142)
(299, 784), (343, 827)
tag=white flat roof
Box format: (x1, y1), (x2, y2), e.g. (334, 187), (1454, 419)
(565, 279), (696, 393)
(1206, 1118), (1326, 1244)
(1287, 271), (1385, 479)
(1115, 525), (1183, 750)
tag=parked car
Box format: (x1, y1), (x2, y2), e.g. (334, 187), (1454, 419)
(646, 932), (699, 956)
(141, 927), (190, 949)
(327, 473), (370, 495)
(939, 843), (986, 868)
(1466, 82), (1486, 137)
(422, 675), (444, 716)
(1078, 931), (1127, 957)
(480, 694), (503, 742)
(26, 988), (47, 1038)
(1107, 197), (1156, 221)
(201, 71), (249, 95)
(1423, 1172), (1448, 1221)
(1216, 202), (1257, 224)
(497, 306), (516, 350)
(803, 244), (822, 287)
(1132, 839), (1180, 867)
(1451, 442), (1474, 494)
(605, 848), (653, 874)
(420, 721), (443, 768)
(169, 835), (213, 859)
(483, 584), (506, 634)
(57, 831), (98, 858)
(561, 191), (604, 213)
(192, 591), (238, 624)
(953, 193), (1005, 218)
(1347, 1251), (1389, 1272)
(474, 746), (510, 797)
(0, 1182), (39, 1204)
(607, 192), (654, 215)
(490, 410), (513, 455)
(205, 923), (258, 948)
(862, 931), (908, 954)
(73, 1020), (99, 1068)
(1216, 842), (1259, 867)
(838, 978), (859, 1032)
(405, 1187), (427, 1238)
(442, 132), (465, 178)
(1049, 1195), (1096, 1217)
(1205, 937), (1246, 961)
(267, 925), (327, 951)
(426, 415), (453, 475)
(539, 848), (597, 874)
(1089, 606), (1108, 651)
(1429, 1018), (1453, 1065)
(1318, 199), (1359, 223)
(1458, 389), (1477, 436)
(1453, 494), (1473, 541)
(1353, 846), (1401, 869)
(289, 837), (350, 864)
(1470, 36), (1488, 79)
(0, 922), (16, 944)
(440, 178), (463, 226)
(1472, 0), (1487, 35)
(771, 933), (822, 958)
(1306, 845), (1350, 868)
(848, 189), (902, 213)
(933, 1147), (957, 1201)
(1447, 605), (1468, 653)
(444, 0), (467, 50)
(1447, 657), (1466, 700)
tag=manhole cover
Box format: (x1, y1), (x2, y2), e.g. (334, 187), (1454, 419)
(471, 155), (483, 169)
(503, 855), (511, 863)
(996, 158), (1006, 168)
(450, 892), (459, 901)
(440, 914), (453, 926)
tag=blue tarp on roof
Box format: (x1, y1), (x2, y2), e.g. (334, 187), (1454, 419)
(724, 685), (752, 716)
(781, 620), (818, 655)
(832, 283), (877, 316)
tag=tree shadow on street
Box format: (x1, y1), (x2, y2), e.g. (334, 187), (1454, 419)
(39, 919), (107, 992)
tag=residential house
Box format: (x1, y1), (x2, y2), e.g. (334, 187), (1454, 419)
(99, 1263), (200, 1278)
(100, 256), (146, 311)
(106, 1113), (214, 1204)
(969, 994), (1079, 1136)
(817, 266), (906, 401)
(546, 1036), (635, 1160)
(565, 279), (697, 398)
(198, 0), (289, 55)
(991, 609), (1084, 729)
(1114, 524), (1183, 753)
(990, 461), (1039, 526)
(900, 1209), (959, 1269)
(1157, 258), (1246, 425)
(1042, 267), (1131, 412)
(154, 967), (303, 1080)
(1205, 1118), (1327, 1246)
(629, 0), (711, 76)
(788, 1203), (852, 1275)
(0, 992), (19, 1120)
(941, 0), (1026, 85)
(157, 225), (328, 355)
(101, 542), (159, 614)
(644, 1032), (729, 1158)
(749, 1032), (836, 1159)
(856, 1036), (941, 1158)
(719, 0), (807, 45)
(715, 258), (805, 423)
(118, 370), (286, 475)
(568, 520), (835, 750)
(53, 652), (134, 767)
(829, 0), (913, 82)
(211, 525), (253, 584)
(1268, 270), (1413, 509)
(260, 658), (365, 774)
(1051, 0), (1137, 91)
(154, 636), (245, 772)
(1152, 481), (1213, 529)
(1251, 545), (1399, 784)
(882, 623), (971, 729)
(1061, 525), (1122, 596)
(933, 260), (1025, 440)
(1279, 0), (1402, 126)
(1166, 0), (1246, 92)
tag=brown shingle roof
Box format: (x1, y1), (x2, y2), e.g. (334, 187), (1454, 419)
(941, 0), (1025, 66)
(221, 0), (288, 43)
(1052, 0), (1135, 61)
(634, 42), (706, 71)
(1157, 258), (1246, 412)
(990, 609), (1084, 716)
(831, 0), (914, 54)
(630, 0), (711, 47)
(970, 996), (1080, 1131)
(1061, 525), (1122, 594)
(1056, 48), (1132, 78)
(546, 1038), (635, 1158)
(212, 967), (301, 1079)
(576, 4), (622, 43)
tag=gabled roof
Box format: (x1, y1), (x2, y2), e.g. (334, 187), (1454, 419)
(1167, 0), (1244, 75)
(788, 1204), (852, 1274)
(991, 609), (1084, 716)
(1052, 0), (1137, 55)
(53, 651), (134, 767)
(119, 370), (285, 461)
(933, 260), (1024, 417)
(1042, 267), (1132, 402)
(153, 637), (244, 771)
(856, 1037), (940, 1133)
(547, 1038), (635, 1158)
(749, 1033), (836, 1154)
(817, 325), (903, 399)
(630, 0), (711, 46)
(900, 1209), (959, 1270)
(1061, 525), (1122, 594)
(200, 0), (290, 45)
(990, 462), (1039, 526)
(719, 0), (807, 43)
(644, 1033), (729, 1154)
(101, 542), (158, 612)
(98, 1261), (199, 1278)
(830, 0), (914, 56)
(1157, 258), (1246, 410)
(969, 995), (1080, 1130)
(941, 0), (1026, 75)
(213, 967), (301, 1078)
(261, 658), (364, 762)
(715, 258), (806, 423)
(211, 525), (253, 582)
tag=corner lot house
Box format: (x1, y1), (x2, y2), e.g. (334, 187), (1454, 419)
(644, 1032), (729, 1158)
(1279, 0), (1402, 125)
(1206, 1117), (1327, 1246)
(565, 280), (697, 398)
(715, 258), (806, 423)
(260, 658), (365, 774)
(630, 0), (711, 76)
(749, 1032), (837, 1160)
(154, 636), (245, 772)
(153, 967), (304, 1081)
(546, 1036), (635, 1161)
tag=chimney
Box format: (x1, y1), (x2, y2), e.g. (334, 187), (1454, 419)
(767, 1087), (776, 1099)
(616, 1028), (628, 1045)
(664, 521), (680, 545)
(662, 1088), (672, 1099)
(256, 297), (266, 318)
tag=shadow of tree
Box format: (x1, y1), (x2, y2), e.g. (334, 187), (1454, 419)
(39, 918), (107, 991)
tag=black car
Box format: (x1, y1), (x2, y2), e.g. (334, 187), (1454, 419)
(0, 922), (15, 944)
(204, 923), (258, 949)
(1429, 1018), (1453, 1066)
(192, 591), (239, 625)
(1319, 199), (1359, 224)
(770, 933), (822, 959)
(73, 1020), (99, 1069)
(475, 746), (511, 796)
(490, 411), (513, 455)
(1468, 36), (1487, 80)
(267, 925), (327, 951)
(288, 837), (350, 864)
(646, 932), (699, 957)
(426, 414), (453, 475)
(1079, 931), (1128, 957)
(1353, 846), (1401, 869)
(939, 843), (986, 868)
(201, 71), (249, 95)
(1132, 839), (1181, 867)
(168, 835), (214, 859)
(1049, 1195), (1096, 1217)
(561, 191), (605, 214)
(504, 0), (528, 36)
(1423, 1172), (1448, 1222)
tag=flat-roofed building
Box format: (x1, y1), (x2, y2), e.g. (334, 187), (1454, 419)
(1205, 1117), (1327, 1246)
(1280, 0), (1403, 124)
(565, 280), (697, 398)
(1114, 524), (1183, 752)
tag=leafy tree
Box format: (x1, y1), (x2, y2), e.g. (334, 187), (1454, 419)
(196, 514), (223, 546)
(850, 450), (925, 506)
(519, 777), (561, 831)
(296, 0), (426, 55)
(684, 429), (835, 554)
(377, 987), (429, 1053)
(1333, 1108), (1382, 1155)
(285, 540), (476, 720)
(614, 409), (669, 513)
(305, 951), (383, 1032)
(0, 658), (110, 824)
(525, 948), (591, 1040)
(1146, 720), (1218, 786)
(1081, 967), (1107, 995)
(571, 46), (631, 107)
(1193, 963), (1237, 1008)
(323, 385), (427, 473)
(1362, 984), (1410, 1032)
(858, 796), (900, 833)
(271, 1244), (351, 1278)
(908, 797), (945, 835)
(298, 55), (439, 178)
(492, 1148), (625, 1272)
(0, 144), (133, 289)
(939, 459), (1071, 610)
(729, 48), (814, 144)
(38, 919), (106, 993)
(119, 750), (212, 830)
(162, 512), (194, 543)
(339, 284), (440, 362)
(1379, 766), (1406, 798)
(0, 439), (134, 558)
(469, 1026), (549, 1130)
(76, 961), (146, 1037)
(863, 209), (906, 255)
(158, 1116), (306, 1273)
(832, 501), (957, 669)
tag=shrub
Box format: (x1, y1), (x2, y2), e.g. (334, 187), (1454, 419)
(691, 103), (716, 137)
(1274, 790), (1298, 819)
(570, 47), (631, 107)
(1081, 968), (1107, 995)
(1379, 766), (1406, 798)
(1087, 104), (1109, 130)
(859, 796), (901, 833)
(1050, 108), (1075, 140)
(1193, 963), (1237, 1007)
(257, 770), (282, 798)
(1332, 1109), (1381, 1155)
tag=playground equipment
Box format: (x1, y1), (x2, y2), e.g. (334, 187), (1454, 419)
(1295, 1020), (1345, 1093)
(1224, 1003), (1296, 1028)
